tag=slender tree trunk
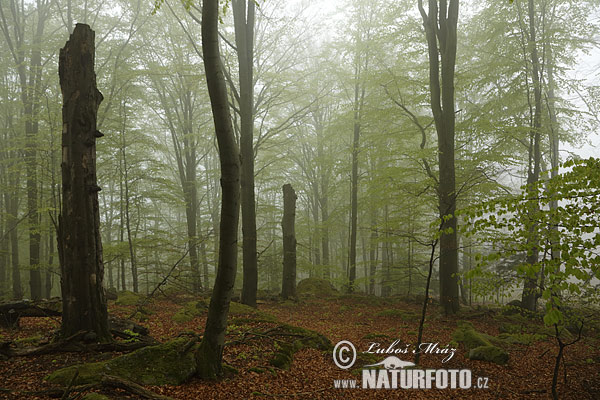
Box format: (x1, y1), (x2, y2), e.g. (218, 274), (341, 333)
(120, 120), (138, 293)
(311, 182), (321, 268)
(281, 184), (297, 300)
(0, 202), (7, 299)
(7, 192), (22, 300)
(44, 228), (53, 298)
(185, 159), (201, 293)
(418, 0), (460, 315)
(25, 2), (49, 301)
(233, 0), (258, 308)
(58, 23), (110, 341)
(369, 208), (378, 295)
(119, 159), (126, 291)
(348, 82), (360, 292)
(521, 0), (543, 312)
(546, 46), (561, 262)
(196, 0), (241, 378)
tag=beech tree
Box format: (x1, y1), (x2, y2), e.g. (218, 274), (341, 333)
(281, 183), (297, 299)
(196, 0), (241, 378)
(418, 0), (460, 315)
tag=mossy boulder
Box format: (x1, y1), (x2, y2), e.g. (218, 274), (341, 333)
(115, 291), (143, 306)
(268, 324), (332, 370)
(172, 300), (208, 323)
(296, 278), (338, 298)
(452, 321), (492, 351)
(468, 345), (509, 365)
(46, 338), (198, 386)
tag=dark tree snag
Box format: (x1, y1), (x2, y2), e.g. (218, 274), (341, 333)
(197, 0), (241, 379)
(58, 23), (111, 342)
(281, 184), (297, 300)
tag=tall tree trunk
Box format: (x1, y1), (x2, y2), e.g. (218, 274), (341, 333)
(546, 46), (560, 263)
(315, 114), (330, 280)
(521, 0), (543, 312)
(348, 74), (361, 292)
(418, 0), (460, 315)
(311, 182), (321, 268)
(6, 191), (22, 300)
(0, 201), (7, 299)
(57, 23), (110, 341)
(281, 184), (297, 300)
(44, 228), (53, 299)
(120, 111), (138, 293)
(369, 207), (378, 295)
(119, 159), (126, 291)
(196, 0), (241, 378)
(233, 0), (258, 308)
(25, 2), (49, 301)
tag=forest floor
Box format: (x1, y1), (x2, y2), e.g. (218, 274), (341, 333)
(1, 293), (599, 399)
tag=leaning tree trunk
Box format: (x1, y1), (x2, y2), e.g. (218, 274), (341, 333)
(281, 184), (297, 300)
(196, 0), (241, 379)
(58, 23), (111, 342)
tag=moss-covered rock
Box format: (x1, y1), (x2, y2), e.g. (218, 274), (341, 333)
(296, 278), (338, 298)
(115, 291), (143, 306)
(267, 324), (332, 370)
(46, 338), (198, 386)
(498, 323), (522, 334)
(172, 300), (208, 323)
(452, 321), (493, 351)
(468, 345), (509, 365)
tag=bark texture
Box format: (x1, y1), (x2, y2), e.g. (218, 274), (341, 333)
(58, 23), (111, 341)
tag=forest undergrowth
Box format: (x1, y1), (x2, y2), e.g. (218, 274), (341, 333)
(1, 293), (598, 399)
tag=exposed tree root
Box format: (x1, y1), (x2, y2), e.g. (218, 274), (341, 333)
(1, 374), (174, 399)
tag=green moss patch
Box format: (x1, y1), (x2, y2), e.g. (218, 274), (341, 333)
(14, 335), (42, 347)
(115, 291), (143, 306)
(267, 324), (332, 370)
(296, 278), (338, 298)
(172, 300), (208, 323)
(468, 345), (509, 365)
(498, 332), (545, 345)
(46, 338), (198, 386)
(452, 321), (492, 351)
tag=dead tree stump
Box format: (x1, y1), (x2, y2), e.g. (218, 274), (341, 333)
(58, 23), (111, 342)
